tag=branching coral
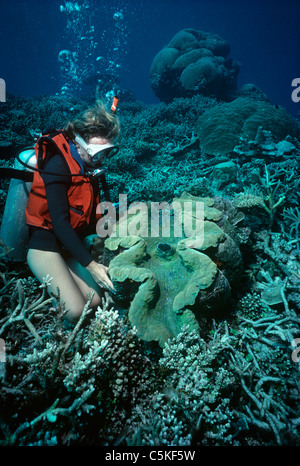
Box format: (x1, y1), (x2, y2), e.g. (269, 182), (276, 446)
(0, 275), (53, 343)
(233, 165), (288, 230)
(283, 207), (300, 245)
(0, 275), (160, 446)
(232, 304), (300, 444)
(0, 253), (299, 446)
(122, 326), (239, 446)
(123, 297), (300, 446)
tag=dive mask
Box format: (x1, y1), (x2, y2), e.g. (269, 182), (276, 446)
(74, 134), (119, 165)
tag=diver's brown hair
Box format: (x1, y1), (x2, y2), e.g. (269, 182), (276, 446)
(64, 101), (120, 142)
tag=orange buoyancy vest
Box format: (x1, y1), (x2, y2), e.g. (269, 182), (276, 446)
(26, 130), (100, 232)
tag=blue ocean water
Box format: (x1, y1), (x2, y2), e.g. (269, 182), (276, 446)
(0, 0), (299, 116)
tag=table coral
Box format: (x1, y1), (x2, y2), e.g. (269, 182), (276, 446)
(104, 193), (242, 346)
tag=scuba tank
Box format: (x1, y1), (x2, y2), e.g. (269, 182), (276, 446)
(0, 149), (36, 261)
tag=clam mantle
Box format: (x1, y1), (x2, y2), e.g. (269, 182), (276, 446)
(104, 193), (243, 346)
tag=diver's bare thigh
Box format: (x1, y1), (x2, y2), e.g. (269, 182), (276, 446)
(27, 249), (88, 318)
(66, 257), (103, 308)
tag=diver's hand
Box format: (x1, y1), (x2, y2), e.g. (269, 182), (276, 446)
(86, 260), (115, 294)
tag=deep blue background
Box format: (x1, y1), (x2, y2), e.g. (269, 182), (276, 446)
(0, 0), (299, 116)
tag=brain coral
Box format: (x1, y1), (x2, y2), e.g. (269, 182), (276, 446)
(195, 97), (300, 156)
(103, 193), (243, 346)
(150, 28), (240, 102)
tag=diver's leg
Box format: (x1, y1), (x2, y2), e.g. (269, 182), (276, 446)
(65, 257), (103, 309)
(27, 249), (91, 320)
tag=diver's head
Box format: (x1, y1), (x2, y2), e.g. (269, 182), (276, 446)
(64, 100), (120, 167)
(64, 100), (120, 142)
(74, 134), (119, 167)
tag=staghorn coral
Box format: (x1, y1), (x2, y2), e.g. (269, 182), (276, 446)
(123, 293), (300, 446)
(232, 165), (290, 231)
(283, 207), (300, 245)
(230, 156), (300, 255)
(252, 231), (300, 290)
(233, 296), (300, 444)
(0, 286), (160, 446)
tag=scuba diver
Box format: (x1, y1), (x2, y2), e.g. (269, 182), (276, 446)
(24, 100), (120, 321)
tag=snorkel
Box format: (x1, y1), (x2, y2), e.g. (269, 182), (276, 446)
(111, 96), (119, 113)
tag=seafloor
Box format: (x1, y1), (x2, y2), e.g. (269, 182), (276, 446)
(0, 92), (299, 446)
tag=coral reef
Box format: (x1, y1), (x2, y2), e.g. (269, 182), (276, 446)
(0, 89), (300, 446)
(150, 28), (240, 102)
(0, 268), (299, 446)
(0, 95), (91, 158)
(196, 97), (300, 156)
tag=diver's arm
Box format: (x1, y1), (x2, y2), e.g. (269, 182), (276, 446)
(86, 260), (115, 293)
(42, 154), (95, 267)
